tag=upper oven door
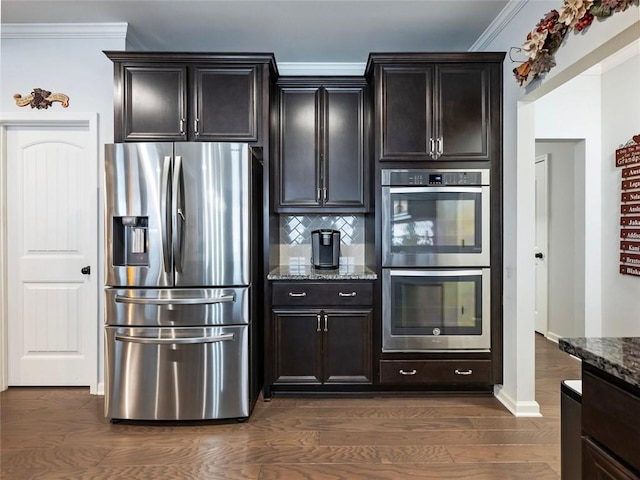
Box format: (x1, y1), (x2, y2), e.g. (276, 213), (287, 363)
(381, 185), (490, 267)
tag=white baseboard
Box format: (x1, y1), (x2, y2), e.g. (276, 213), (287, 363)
(494, 385), (542, 417)
(95, 382), (105, 396)
(545, 331), (561, 343)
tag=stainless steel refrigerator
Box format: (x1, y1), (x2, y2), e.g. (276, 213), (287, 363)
(103, 142), (262, 421)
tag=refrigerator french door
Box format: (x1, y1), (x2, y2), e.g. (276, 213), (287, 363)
(105, 142), (251, 288)
(104, 142), (258, 421)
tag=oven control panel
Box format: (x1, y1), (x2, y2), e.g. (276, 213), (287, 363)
(383, 169), (488, 186)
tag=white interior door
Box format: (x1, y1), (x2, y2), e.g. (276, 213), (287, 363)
(535, 155), (549, 336)
(6, 123), (97, 386)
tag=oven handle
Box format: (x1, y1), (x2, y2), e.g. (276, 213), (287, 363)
(387, 186), (484, 194)
(115, 332), (235, 345)
(115, 294), (235, 305)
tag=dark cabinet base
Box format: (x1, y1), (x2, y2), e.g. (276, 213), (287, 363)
(583, 437), (640, 480)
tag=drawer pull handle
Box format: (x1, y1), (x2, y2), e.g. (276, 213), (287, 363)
(455, 369), (473, 375)
(338, 291), (357, 297)
(399, 369), (417, 376)
(316, 314), (321, 332)
(288, 292), (307, 297)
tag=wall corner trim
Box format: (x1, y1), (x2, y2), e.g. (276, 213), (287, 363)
(469, 0), (530, 52)
(1, 22), (128, 40)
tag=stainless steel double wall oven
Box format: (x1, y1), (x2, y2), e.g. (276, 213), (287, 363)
(381, 169), (491, 352)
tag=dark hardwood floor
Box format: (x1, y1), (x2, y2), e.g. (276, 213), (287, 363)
(1, 335), (581, 479)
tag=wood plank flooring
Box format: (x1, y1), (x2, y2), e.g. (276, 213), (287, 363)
(1, 335), (581, 479)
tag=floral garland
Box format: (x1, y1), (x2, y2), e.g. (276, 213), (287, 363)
(513, 0), (640, 85)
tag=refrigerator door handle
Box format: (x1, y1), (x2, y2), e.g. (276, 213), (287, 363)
(115, 332), (235, 345)
(173, 155), (184, 273)
(115, 294), (236, 305)
(161, 155), (172, 274)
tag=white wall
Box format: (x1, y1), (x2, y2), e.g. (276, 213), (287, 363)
(535, 72), (601, 340)
(0, 24), (127, 393)
(539, 75), (604, 338)
(601, 51), (640, 336)
(476, 1), (639, 415)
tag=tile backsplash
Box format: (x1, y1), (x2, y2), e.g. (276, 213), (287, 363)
(279, 215), (365, 266)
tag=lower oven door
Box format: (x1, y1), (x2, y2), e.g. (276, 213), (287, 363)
(382, 269), (490, 352)
(105, 325), (248, 420)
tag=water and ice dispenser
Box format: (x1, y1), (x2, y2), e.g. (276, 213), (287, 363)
(112, 216), (149, 266)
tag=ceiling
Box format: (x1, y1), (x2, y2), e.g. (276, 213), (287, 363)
(1, 0), (511, 63)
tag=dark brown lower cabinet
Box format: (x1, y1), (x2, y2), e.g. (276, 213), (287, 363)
(581, 365), (640, 480)
(273, 309), (372, 385)
(583, 437), (640, 480)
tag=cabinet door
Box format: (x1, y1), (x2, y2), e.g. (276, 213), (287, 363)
(193, 65), (258, 142)
(323, 310), (372, 384)
(122, 65), (187, 141)
(583, 437), (640, 480)
(435, 64), (491, 161)
(379, 65), (434, 161)
(277, 87), (321, 209)
(273, 310), (322, 385)
(323, 87), (367, 210)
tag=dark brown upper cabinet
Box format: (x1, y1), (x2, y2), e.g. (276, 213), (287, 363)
(121, 64), (187, 141)
(191, 66), (258, 141)
(366, 53), (504, 163)
(275, 77), (369, 213)
(104, 52), (277, 144)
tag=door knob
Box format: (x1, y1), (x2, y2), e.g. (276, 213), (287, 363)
(534, 252), (544, 259)
(81, 266), (91, 275)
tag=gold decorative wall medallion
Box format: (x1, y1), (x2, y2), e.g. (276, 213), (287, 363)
(13, 88), (70, 109)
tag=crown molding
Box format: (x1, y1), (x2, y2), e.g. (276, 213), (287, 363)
(277, 62), (366, 76)
(1, 23), (128, 40)
(469, 0), (530, 52)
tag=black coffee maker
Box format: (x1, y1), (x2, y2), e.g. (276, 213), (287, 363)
(311, 229), (340, 269)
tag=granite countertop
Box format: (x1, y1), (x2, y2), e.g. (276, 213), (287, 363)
(559, 337), (640, 389)
(267, 265), (377, 281)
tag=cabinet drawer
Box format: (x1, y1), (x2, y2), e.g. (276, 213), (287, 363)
(582, 369), (640, 473)
(272, 282), (372, 307)
(379, 360), (491, 385)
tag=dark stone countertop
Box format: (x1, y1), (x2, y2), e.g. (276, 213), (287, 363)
(267, 265), (377, 281)
(559, 337), (640, 389)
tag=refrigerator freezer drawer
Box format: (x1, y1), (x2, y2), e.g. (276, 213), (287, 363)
(105, 287), (249, 326)
(105, 325), (249, 420)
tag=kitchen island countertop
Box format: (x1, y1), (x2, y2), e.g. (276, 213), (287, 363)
(559, 337), (640, 389)
(267, 265), (377, 281)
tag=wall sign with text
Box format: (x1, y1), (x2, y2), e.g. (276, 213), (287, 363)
(617, 135), (640, 277)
